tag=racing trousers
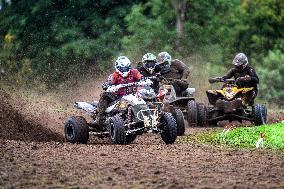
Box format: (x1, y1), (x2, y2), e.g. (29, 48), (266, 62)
(95, 92), (119, 127)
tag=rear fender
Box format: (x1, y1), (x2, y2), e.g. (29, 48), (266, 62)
(240, 87), (254, 94)
(186, 88), (196, 97)
(74, 102), (97, 114)
(168, 97), (194, 108)
(216, 89), (225, 96)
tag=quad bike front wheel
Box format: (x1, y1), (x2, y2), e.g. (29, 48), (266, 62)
(197, 103), (207, 127)
(108, 115), (126, 144)
(64, 116), (89, 144)
(187, 100), (198, 127)
(253, 104), (267, 126)
(172, 108), (185, 136)
(160, 112), (177, 144)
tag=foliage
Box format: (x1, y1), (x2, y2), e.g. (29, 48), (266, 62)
(122, 0), (238, 60)
(189, 123), (284, 150)
(0, 0), (283, 103)
(258, 49), (284, 102)
(122, 1), (176, 59)
(231, 0), (284, 60)
(0, 0), (142, 87)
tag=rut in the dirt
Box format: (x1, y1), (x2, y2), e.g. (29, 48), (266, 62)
(0, 89), (64, 142)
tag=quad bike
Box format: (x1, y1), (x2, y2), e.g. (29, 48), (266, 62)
(64, 79), (177, 145)
(205, 77), (267, 126)
(158, 77), (206, 128)
(143, 76), (186, 135)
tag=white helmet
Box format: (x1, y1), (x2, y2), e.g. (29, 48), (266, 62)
(142, 53), (157, 74)
(115, 56), (132, 78)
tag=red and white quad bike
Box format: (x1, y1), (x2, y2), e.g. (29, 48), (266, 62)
(64, 79), (178, 145)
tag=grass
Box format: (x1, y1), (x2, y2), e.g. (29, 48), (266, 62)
(186, 123), (284, 150)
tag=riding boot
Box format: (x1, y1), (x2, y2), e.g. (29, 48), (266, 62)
(247, 90), (257, 106)
(92, 93), (110, 130)
(93, 113), (106, 130)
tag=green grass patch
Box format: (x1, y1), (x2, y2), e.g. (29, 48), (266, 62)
(187, 123), (284, 150)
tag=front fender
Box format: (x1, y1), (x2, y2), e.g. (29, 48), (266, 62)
(241, 87), (254, 93)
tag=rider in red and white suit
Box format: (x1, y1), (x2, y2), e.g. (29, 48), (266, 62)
(93, 56), (142, 128)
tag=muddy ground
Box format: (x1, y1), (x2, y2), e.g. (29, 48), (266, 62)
(1, 89), (284, 189)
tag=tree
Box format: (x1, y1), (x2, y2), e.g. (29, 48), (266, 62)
(122, 0), (175, 58)
(258, 49), (284, 102)
(170, 0), (187, 37)
(0, 0), (141, 86)
(230, 0), (284, 59)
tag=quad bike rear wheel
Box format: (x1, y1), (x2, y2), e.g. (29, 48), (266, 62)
(160, 112), (177, 144)
(261, 105), (268, 123)
(253, 104), (267, 126)
(187, 100), (198, 127)
(197, 103), (207, 127)
(64, 116), (89, 144)
(172, 108), (185, 136)
(108, 115), (126, 144)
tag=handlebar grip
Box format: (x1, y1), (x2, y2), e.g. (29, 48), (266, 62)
(208, 78), (217, 83)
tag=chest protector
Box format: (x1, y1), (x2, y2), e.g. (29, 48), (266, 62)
(112, 70), (140, 96)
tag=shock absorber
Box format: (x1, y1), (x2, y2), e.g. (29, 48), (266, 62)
(128, 106), (133, 124)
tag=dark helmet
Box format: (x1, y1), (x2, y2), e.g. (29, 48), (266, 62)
(142, 53), (157, 74)
(232, 53), (248, 70)
(157, 52), (171, 73)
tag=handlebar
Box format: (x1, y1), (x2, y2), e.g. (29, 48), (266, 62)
(159, 76), (187, 85)
(106, 79), (153, 93)
(141, 72), (188, 85)
(208, 77), (235, 84)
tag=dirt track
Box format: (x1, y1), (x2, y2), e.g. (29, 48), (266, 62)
(1, 90), (284, 188)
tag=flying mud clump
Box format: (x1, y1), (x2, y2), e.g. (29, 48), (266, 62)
(0, 89), (63, 142)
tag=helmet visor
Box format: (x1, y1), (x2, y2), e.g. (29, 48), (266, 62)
(233, 62), (247, 71)
(117, 65), (131, 73)
(145, 61), (156, 69)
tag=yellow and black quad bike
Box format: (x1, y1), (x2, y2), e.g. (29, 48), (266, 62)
(205, 78), (267, 126)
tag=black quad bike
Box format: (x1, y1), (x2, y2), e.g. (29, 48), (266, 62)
(145, 76), (187, 136)
(159, 78), (207, 128)
(205, 78), (267, 126)
(64, 79), (178, 145)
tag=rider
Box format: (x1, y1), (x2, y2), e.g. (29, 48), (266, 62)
(93, 56), (142, 128)
(136, 53), (160, 93)
(156, 52), (190, 97)
(221, 52), (259, 105)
